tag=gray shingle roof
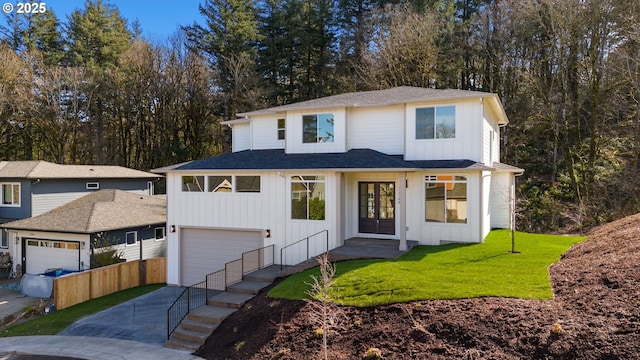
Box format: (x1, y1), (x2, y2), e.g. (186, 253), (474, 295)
(0, 161), (161, 179)
(1, 190), (166, 233)
(161, 149), (495, 172)
(237, 86), (506, 122)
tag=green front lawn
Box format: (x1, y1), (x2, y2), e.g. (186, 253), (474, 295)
(1, 284), (164, 337)
(269, 230), (585, 307)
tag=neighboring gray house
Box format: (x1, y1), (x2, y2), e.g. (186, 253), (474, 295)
(1, 190), (166, 275)
(0, 160), (161, 250)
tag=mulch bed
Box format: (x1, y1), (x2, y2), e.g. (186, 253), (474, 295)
(196, 214), (640, 359)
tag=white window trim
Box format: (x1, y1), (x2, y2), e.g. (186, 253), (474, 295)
(302, 113), (335, 144)
(290, 175), (326, 221)
(0, 230), (8, 248)
(277, 118), (285, 140)
(154, 227), (165, 241)
(86, 182), (100, 190)
(424, 175), (468, 225)
(415, 105), (456, 141)
(0, 183), (20, 207)
(125, 231), (138, 246)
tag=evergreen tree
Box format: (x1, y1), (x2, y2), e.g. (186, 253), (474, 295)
(183, 0), (262, 121)
(66, 0), (132, 68)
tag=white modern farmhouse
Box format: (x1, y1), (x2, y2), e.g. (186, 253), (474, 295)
(156, 86), (523, 286)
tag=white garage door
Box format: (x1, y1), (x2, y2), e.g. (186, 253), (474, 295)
(180, 228), (262, 286)
(25, 239), (81, 274)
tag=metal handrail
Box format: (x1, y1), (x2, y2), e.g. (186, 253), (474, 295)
(167, 244), (275, 340)
(280, 230), (328, 270)
(166, 280), (207, 341)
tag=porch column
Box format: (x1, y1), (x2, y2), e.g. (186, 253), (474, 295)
(399, 172), (407, 251)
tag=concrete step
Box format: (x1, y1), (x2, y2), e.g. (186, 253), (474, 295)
(172, 326), (210, 344)
(165, 336), (201, 352)
(243, 265), (281, 282)
(187, 305), (237, 324)
(180, 318), (220, 333)
(226, 280), (271, 295)
(344, 238), (401, 248)
(208, 291), (254, 308)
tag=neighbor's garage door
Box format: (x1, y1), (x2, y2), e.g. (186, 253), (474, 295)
(180, 228), (262, 286)
(25, 239), (80, 274)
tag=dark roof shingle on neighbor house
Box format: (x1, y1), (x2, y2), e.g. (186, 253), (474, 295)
(0, 190), (166, 234)
(167, 149), (495, 172)
(0, 161), (161, 179)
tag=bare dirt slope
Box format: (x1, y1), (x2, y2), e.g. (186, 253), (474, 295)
(196, 214), (640, 359)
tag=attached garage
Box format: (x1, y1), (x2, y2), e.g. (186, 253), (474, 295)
(24, 239), (82, 274)
(180, 228), (263, 286)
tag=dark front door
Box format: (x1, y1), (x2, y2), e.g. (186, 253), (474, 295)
(359, 182), (395, 235)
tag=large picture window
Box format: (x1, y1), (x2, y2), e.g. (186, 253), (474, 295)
(425, 175), (467, 224)
(291, 176), (326, 220)
(1, 183), (20, 206)
(416, 106), (455, 139)
(303, 113), (334, 143)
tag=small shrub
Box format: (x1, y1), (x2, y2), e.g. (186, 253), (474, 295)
(551, 322), (563, 334)
(313, 327), (324, 338)
(363, 347), (382, 359)
(353, 319), (361, 328)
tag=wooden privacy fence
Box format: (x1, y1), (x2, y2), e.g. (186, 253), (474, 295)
(54, 258), (166, 310)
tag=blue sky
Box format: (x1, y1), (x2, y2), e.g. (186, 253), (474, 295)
(44, 0), (205, 41)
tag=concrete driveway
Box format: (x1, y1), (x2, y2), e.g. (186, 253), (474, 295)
(59, 286), (186, 346)
(0, 286), (41, 323)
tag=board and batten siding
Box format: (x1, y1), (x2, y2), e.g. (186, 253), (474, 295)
(286, 108), (347, 154)
(482, 101), (501, 166)
(231, 123), (251, 152)
(347, 106), (405, 155)
(404, 171), (483, 245)
(251, 114), (286, 151)
(404, 99), (483, 162)
(166, 171), (340, 285)
(489, 171), (512, 229)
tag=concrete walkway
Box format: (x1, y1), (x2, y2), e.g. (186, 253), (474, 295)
(0, 336), (203, 360)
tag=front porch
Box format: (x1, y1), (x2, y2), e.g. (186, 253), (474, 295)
(328, 237), (419, 262)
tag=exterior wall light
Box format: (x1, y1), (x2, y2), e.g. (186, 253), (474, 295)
(170, 225), (176, 233)
(265, 229), (271, 238)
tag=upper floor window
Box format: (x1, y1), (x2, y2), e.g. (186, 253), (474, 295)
(183, 175), (262, 193)
(1, 183), (20, 206)
(182, 176), (205, 192)
(208, 176), (233, 192)
(277, 118), (285, 140)
(236, 176), (261, 193)
(126, 231), (138, 246)
(303, 113), (334, 143)
(155, 227), (165, 241)
(425, 175), (467, 224)
(416, 106), (455, 140)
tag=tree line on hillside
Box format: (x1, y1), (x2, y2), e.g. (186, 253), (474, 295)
(1, 0), (640, 233)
